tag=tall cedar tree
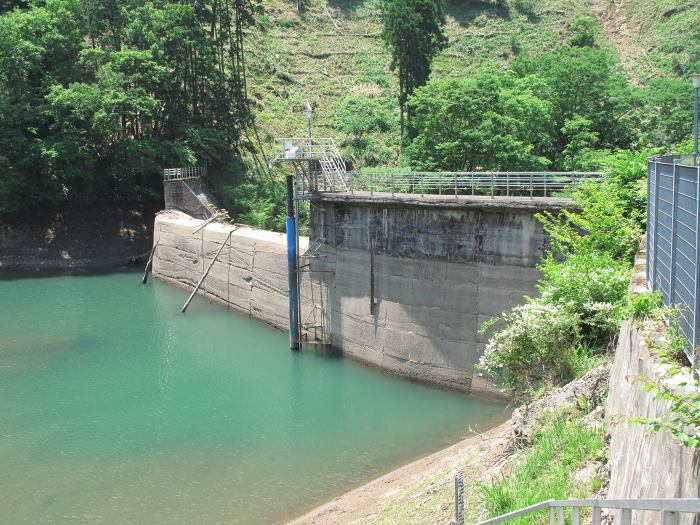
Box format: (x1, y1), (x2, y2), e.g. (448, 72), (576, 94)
(381, 0), (447, 143)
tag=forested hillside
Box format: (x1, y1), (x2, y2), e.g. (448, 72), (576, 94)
(1, 0), (698, 228)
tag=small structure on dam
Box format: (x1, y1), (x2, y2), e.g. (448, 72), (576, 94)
(152, 134), (604, 393)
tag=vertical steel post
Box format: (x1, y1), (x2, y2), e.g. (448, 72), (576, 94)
(670, 163), (679, 302)
(695, 163), (700, 350)
(648, 160), (652, 288)
(452, 477), (464, 525)
(286, 175), (300, 350)
(653, 161), (661, 289)
(544, 172), (548, 197)
(694, 82), (699, 162)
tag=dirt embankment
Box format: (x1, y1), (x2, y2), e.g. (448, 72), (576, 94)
(0, 203), (160, 271)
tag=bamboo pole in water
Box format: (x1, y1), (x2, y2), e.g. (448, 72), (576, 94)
(141, 240), (160, 284)
(181, 230), (234, 313)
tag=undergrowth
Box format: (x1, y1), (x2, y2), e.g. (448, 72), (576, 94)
(480, 414), (605, 524)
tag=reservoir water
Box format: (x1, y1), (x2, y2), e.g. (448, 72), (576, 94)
(0, 272), (508, 524)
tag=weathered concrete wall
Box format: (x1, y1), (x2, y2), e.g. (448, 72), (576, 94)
(152, 211), (311, 331)
(307, 194), (566, 393)
(153, 194), (566, 394)
(606, 249), (700, 525)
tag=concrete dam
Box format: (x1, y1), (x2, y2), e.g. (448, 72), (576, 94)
(152, 190), (570, 393)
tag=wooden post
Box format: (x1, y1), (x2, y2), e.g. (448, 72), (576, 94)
(181, 230), (234, 313)
(142, 240), (159, 284)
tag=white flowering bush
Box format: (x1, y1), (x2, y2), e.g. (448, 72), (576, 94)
(478, 175), (639, 398)
(538, 253), (630, 343)
(478, 301), (581, 397)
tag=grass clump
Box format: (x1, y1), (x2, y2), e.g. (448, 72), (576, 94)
(480, 415), (605, 523)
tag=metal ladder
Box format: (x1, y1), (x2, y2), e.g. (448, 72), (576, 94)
(319, 139), (348, 192)
(298, 237), (334, 346)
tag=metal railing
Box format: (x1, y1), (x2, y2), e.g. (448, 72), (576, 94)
(163, 166), (206, 181)
(275, 137), (343, 162)
(346, 171), (606, 198)
(460, 498), (700, 525)
(647, 154), (700, 360)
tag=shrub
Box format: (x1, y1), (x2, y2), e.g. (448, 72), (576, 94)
(478, 302), (581, 397)
(537, 181), (642, 261)
(628, 291), (661, 319)
(538, 253), (630, 343)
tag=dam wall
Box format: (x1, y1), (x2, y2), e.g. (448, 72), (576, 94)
(307, 194), (567, 393)
(152, 194), (570, 393)
(152, 211), (312, 331)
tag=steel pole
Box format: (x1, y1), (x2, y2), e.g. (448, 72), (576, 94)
(694, 85), (698, 163)
(285, 175), (300, 350)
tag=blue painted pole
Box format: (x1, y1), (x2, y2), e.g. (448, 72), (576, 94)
(285, 175), (300, 350)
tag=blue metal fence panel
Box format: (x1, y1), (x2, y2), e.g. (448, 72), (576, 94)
(647, 155), (700, 361)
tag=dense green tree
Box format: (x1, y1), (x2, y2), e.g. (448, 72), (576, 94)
(512, 46), (638, 168)
(638, 78), (694, 147)
(0, 0), (28, 14)
(380, 0), (446, 142)
(0, 0), (260, 215)
(405, 70), (552, 171)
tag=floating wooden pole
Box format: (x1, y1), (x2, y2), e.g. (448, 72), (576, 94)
(180, 230), (233, 313)
(141, 240), (160, 284)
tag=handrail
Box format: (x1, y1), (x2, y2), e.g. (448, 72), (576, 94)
(163, 166), (206, 181)
(465, 498), (700, 525)
(347, 171), (607, 198)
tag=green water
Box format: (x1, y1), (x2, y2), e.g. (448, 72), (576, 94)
(0, 272), (508, 524)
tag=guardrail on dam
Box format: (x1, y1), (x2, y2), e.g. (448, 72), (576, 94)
(151, 192), (570, 394)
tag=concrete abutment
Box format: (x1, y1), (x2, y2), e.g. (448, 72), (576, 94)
(152, 195), (571, 394)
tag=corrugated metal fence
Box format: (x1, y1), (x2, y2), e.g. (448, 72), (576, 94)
(647, 154), (700, 358)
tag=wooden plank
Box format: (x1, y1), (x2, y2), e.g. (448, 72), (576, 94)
(181, 230), (233, 313)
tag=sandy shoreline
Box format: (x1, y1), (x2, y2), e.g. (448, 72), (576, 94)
(286, 421), (512, 525)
